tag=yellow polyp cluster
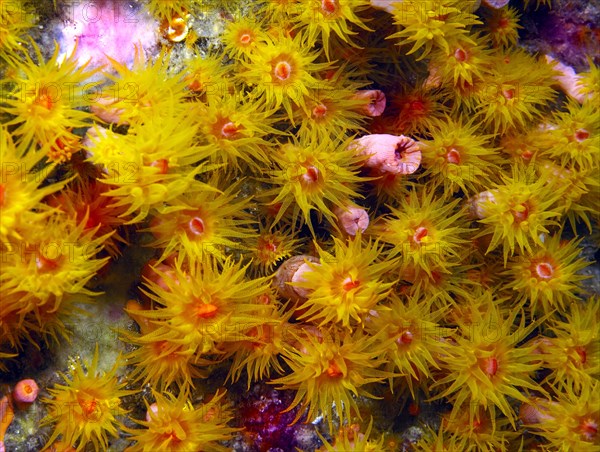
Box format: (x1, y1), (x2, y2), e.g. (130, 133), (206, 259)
(388, 0), (482, 61)
(481, 6), (523, 49)
(529, 299), (599, 393)
(1, 0), (599, 450)
(293, 235), (396, 328)
(430, 302), (545, 430)
(98, 49), (190, 126)
(521, 380), (600, 450)
(265, 137), (367, 235)
(147, 178), (255, 263)
(240, 32), (332, 120)
(541, 99), (600, 171)
(371, 187), (471, 276)
(0, 135), (111, 349)
(249, 223), (302, 275)
(292, 69), (371, 140)
(290, 0), (373, 60)
(0, 129), (64, 241)
(121, 256), (275, 390)
(42, 348), (135, 451)
(576, 58), (600, 105)
(1, 41), (97, 155)
(126, 389), (237, 452)
(226, 300), (295, 388)
(195, 92), (281, 171)
(271, 326), (393, 430)
(503, 235), (590, 314)
(439, 408), (519, 452)
(85, 111), (211, 224)
(475, 165), (564, 263)
(420, 116), (500, 197)
(222, 16), (267, 61)
(366, 295), (453, 398)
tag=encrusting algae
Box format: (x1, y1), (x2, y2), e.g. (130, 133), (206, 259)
(0, 0), (599, 451)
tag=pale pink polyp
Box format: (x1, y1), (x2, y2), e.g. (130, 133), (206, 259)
(482, 0), (509, 8)
(352, 134), (422, 175)
(467, 190), (497, 219)
(146, 403), (159, 422)
(352, 90), (386, 117)
(334, 206), (370, 236)
(369, 0), (399, 13)
(13, 379), (39, 403)
(545, 55), (587, 103)
(291, 262), (317, 299)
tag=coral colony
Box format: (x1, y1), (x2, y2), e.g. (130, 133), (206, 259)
(1, 0), (599, 451)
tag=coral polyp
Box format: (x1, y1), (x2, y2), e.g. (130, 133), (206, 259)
(431, 302), (544, 429)
(135, 256), (273, 355)
(241, 32), (331, 120)
(473, 166), (563, 263)
(147, 178), (255, 262)
(272, 327), (391, 429)
(293, 235), (397, 328)
(371, 187), (471, 275)
(42, 348), (134, 451)
(127, 389), (237, 452)
(1, 41), (96, 153)
(420, 116), (499, 197)
(265, 137), (367, 235)
(388, 0), (481, 61)
(504, 234), (590, 314)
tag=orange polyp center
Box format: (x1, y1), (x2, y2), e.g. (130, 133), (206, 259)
(503, 88), (515, 100)
(166, 16), (188, 41)
(196, 303), (218, 319)
(187, 78), (203, 92)
(301, 166), (319, 184)
(23, 384), (33, 395)
(522, 149), (533, 160)
(410, 100), (425, 112)
(397, 330), (414, 345)
(274, 61), (292, 81)
(35, 92), (53, 110)
(36, 255), (61, 272)
(574, 346), (587, 365)
(454, 48), (467, 62)
(221, 121), (239, 138)
(341, 276), (360, 291)
(482, 357), (498, 376)
(413, 226), (428, 243)
(255, 293), (272, 305)
(511, 203), (529, 222)
(581, 419), (598, 440)
(322, 0), (337, 14)
(189, 217), (205, 235)
(446, 148), (461, 164)
(312, 103), (328, 118)
(161, 430), (182, 444)
(0, 184), (5, 206)
(239, 32), (252, 45)
(80, 398), (98, 417)
(535, 262), (554, 280)
(499, 17), (509, 28)
(150, 159), (169, 174)
(574, 128), (590, 142)
(326, 360), (343, 378)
